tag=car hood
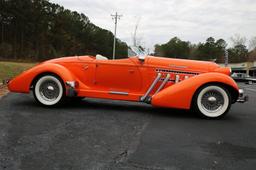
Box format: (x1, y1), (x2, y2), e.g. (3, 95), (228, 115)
(44, 56), (94, 63)
(146, 56), (221, 73)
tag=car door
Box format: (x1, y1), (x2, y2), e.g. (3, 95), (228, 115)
(93, 58), (142, 93)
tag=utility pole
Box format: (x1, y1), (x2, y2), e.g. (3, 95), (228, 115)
(111, 12), (122, 59)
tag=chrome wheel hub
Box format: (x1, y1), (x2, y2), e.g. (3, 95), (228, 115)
(39, 81), (60, 101)
(201, 90), (224, 113)
(47, 85), (54, 91)
(208, 96), (217, 102)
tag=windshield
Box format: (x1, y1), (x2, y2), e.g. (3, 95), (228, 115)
(128, 46), (146, 58)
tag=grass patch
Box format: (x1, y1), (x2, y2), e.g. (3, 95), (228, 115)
(0, 61), (36, 83)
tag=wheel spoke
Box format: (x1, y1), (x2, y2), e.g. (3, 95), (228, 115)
(201, 90), (224, 113)
(39, 80), (60, 102)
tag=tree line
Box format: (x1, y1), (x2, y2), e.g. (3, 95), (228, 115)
(154, 35), (256, 63)
(0, 0), (128, 61)
(1, 0), (256, 63)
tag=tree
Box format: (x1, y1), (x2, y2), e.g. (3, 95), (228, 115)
(0, 0), (128, 60)
(154, 37), (229, 62)
(249, 37), (256, 51)
(248, 37), (256, 61)
(228, 45), (248, 63)
(230, 34), (246, 47)
(154, 37), (190, 59)
(228, 34), (249, 63)
(193, 37), (227, 62)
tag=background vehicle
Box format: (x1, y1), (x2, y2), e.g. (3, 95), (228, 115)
(7, 48), (248, 119)
(231, 73), (256, 84)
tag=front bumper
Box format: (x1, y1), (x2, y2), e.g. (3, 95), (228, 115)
(237, 89), (248, 103)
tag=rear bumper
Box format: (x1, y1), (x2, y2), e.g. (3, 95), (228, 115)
(2, 79), (11, 85)
(66, 81), (78, 97)
(237, 89), (248, 103)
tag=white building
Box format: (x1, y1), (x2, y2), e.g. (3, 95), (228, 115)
(218, 61), (256, 77)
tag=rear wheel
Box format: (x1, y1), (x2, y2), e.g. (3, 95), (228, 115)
(193, 85), (231, 119)
(33, 75), (65, 106)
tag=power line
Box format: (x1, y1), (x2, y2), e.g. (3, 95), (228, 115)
(111, 12), (122, 60)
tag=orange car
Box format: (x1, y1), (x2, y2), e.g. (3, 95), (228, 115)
(7, 50), (248, 119)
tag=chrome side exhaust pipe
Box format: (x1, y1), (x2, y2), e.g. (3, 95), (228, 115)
(154, 74), (170, 95)
(140, 73), (162, 102)
(175, 75), (180, 83)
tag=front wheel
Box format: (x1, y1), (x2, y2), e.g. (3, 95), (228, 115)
(193, 85), (231, 119)
(33, 75), (65, 106)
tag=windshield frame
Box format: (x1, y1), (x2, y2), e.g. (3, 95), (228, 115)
(128, 46), (146, 61)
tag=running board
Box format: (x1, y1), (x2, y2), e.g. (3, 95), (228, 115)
(109, 91), (129, 95)
(140, 73), (162, 102)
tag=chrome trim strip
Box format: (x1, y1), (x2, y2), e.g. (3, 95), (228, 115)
(169, 64), (188, 69)
(109, 91), (129, 95)
(156, 68), (199, 75)
(140, 73), (162, 102)
(154, 74), (170, 95)
(175, 75), (180, 83)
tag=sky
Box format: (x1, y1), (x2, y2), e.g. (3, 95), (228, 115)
(50, 0), (256, 51)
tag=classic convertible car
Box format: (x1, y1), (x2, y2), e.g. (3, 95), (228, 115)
(7, 48), (248, 119)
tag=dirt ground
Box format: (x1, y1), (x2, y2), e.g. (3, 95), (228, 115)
(0, 85), (8, 97)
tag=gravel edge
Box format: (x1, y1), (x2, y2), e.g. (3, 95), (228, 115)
(0, 84), (9, 99)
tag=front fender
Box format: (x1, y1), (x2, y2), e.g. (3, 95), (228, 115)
(8, 63), (76, 93)
(151, 73), (239, 109)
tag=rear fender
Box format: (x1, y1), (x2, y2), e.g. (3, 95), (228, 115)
(151, 73), (239, 109)
(8, 63), (77, 93)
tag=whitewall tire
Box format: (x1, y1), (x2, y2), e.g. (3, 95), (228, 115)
(33, 75), (64, 106)
(193, 85), (231, 119)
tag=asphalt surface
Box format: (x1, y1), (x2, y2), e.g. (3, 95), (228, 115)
(0, 83), (256, 170)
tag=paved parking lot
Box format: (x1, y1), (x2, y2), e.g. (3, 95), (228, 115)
(0, 83), (256, 170)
